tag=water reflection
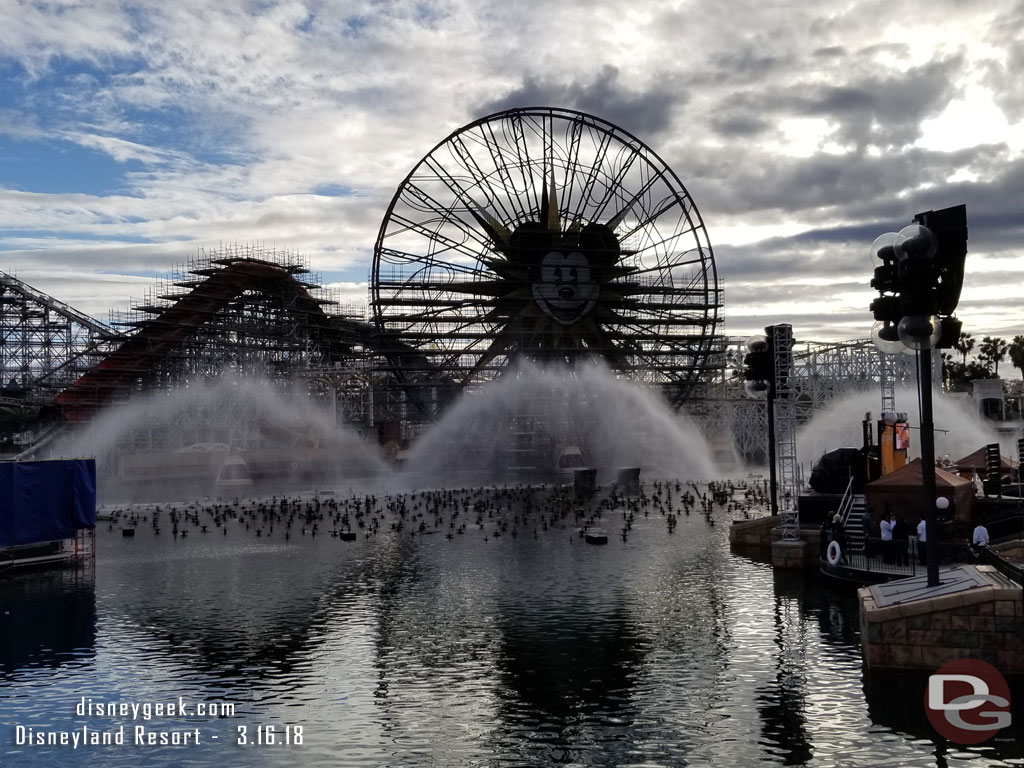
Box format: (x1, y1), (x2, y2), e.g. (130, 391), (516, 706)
(3, 495), (1022, 767)
(863, 670), (1024, 765)
(0, 569), (95, 677)
(772, 569), (862, 649)
(492, 600), (643, 764)
(756, 594), (813, 765)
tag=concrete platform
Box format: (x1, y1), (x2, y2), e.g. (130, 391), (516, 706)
(859, 565), (1024, 674)
(730, 517), (821, 569)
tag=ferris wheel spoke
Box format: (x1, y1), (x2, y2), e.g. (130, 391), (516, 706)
(564, 125), (615, 225)
(420, 154), (481, 209)
(377, 251), (477, 279)
(473, 122), (530, 226)
(559, 118), (584, 217)
(443, 133), (513, 220)
(376, 249), (487, 283)
(419, 155), (512, 251)
(621, 194), (698, 244)
(505, 112), (542, 220)
(624, 248), (710, 278)
(372, 107), (720, 401)
(387, 205), (494, 264)
(591, 143), (647, 225)
(625, 232), (706, 273)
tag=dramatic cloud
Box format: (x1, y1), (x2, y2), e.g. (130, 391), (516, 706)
(0, 0), (1021, 359)
(476, 66), (682, 139)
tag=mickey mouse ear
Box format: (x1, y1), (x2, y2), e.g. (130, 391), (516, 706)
(579, 223), (620, 268)
(508, 221), (553, 267)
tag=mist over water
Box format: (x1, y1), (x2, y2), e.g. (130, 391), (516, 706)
(402, 361), (718, 486)
(54, 375), (389, 503)
(51, 362), (1005, 502)
(796, 386), (999, 468)
(45, 363), (722, 501)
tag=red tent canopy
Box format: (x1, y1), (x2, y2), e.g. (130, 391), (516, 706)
(953, 447), (1017, 479)
(865, 457), (974, 524)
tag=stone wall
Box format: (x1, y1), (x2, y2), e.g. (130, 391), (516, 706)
(730, 516), (822, 569)
(859, 580), (1024, 674)
(728, 516), (778, 550)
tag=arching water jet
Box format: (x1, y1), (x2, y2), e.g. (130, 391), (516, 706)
(402, 360), (718, 487)
(796, 386), (1000, 471)
(52, 374), (389, 503)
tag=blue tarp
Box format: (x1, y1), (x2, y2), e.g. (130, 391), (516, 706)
(0, 459), (96, 547)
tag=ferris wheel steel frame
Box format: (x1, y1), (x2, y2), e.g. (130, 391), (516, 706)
(370, 107), (722, 418)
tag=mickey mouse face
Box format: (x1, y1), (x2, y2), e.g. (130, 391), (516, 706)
(532, 250), (599, 325)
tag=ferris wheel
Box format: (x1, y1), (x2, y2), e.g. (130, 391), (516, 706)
(371, 106), (721, 406)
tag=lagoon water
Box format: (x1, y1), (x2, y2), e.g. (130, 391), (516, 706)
(2, 485), (1022, 767)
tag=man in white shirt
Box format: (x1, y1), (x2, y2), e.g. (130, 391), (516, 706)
(972, 522), (990, 547)
(916, 517), (927, 565)
(880, 512), (894, 563)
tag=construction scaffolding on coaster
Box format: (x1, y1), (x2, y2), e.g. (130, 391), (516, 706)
(0, 246), (476, 459)
(56, 245), (358, 421)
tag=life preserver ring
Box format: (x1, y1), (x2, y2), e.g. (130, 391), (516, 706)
(826, 540), (842, 566)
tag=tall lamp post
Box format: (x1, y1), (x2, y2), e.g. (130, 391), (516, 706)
(868, 205), (967, 588)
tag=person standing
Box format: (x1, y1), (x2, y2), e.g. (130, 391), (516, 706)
(880, 511), (894, 564)
(831, 512), (847, 563)
(916, 517), (927, 566)
(972, 520), (990, 547)
(892, 516), (909, 567)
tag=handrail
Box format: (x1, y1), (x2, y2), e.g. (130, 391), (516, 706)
(977, 543), (1024, 584)
(838, 475), (855, 527)
(0, 271), (118, 337)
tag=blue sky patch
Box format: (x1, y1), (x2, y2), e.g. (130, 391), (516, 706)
(0, 135), (145, 196)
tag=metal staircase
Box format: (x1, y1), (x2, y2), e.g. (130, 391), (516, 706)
(838, 476), (869, 552)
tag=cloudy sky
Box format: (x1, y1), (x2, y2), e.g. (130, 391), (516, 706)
(1, 0), (1022, 350)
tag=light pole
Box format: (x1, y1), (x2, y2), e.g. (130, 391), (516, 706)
(918, 344), (939, 586)
(868, 206), (968, 588)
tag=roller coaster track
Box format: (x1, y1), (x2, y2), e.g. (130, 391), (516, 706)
(52, 258), (448, 422)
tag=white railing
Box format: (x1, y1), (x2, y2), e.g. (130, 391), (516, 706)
(838, 475), (855, 528)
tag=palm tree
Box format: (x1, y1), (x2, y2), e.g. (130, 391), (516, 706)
(956, 331), (975, 364)
(1009, 335), (1024, 377)
(978, 336), (1009, 376)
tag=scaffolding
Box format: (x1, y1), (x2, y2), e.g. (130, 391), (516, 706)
(771, 324), (800, 541)
(686, 337), (921, 467)
(54, 245), (367, 422)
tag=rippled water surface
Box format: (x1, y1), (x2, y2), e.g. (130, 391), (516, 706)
(2, 483), (1022, 767)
